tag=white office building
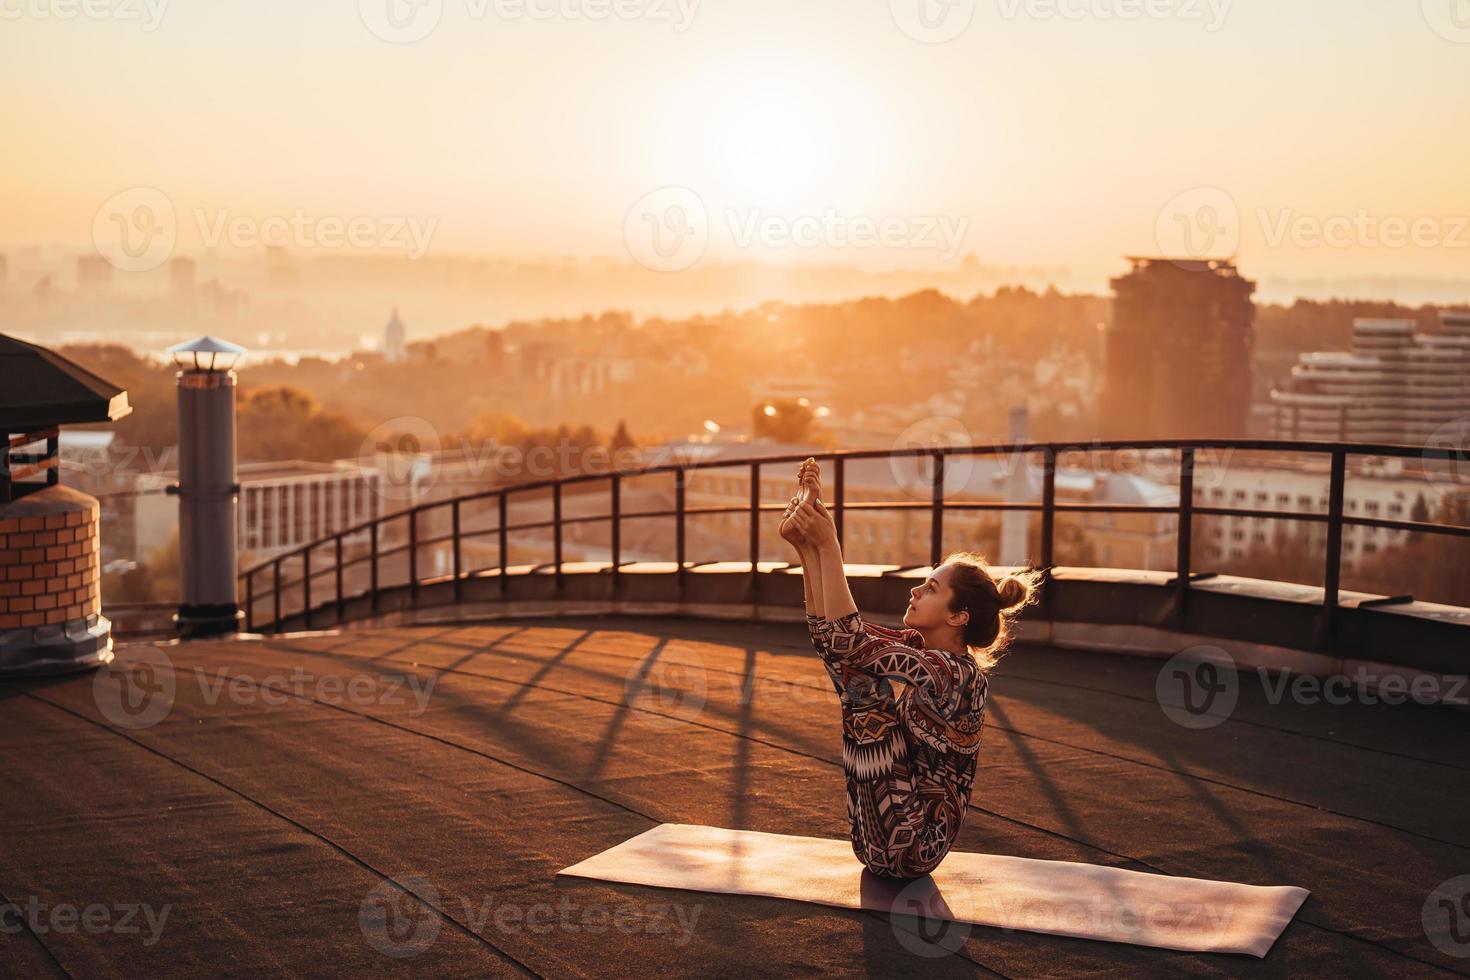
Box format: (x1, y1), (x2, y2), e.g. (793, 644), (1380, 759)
(1270, 312), (1470, 443)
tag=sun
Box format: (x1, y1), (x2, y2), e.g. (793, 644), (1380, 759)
(681, 53), (878, 209)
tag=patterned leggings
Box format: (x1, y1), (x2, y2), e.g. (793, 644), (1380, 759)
(839, 679), (970, 879)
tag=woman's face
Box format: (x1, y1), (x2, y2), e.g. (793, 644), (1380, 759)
(902, 563), (964, 631)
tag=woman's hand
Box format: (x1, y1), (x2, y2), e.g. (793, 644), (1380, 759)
(789, 496), (838, 550)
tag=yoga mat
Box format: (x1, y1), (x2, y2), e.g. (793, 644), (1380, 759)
(557, 824), (1309, 958)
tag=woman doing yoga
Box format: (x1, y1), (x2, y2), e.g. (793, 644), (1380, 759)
(778, 458), (1043, 879)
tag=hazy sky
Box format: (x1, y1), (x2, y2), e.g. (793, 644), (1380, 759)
(5, 0), (1469, 288)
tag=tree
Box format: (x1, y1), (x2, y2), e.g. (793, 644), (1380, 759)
(236, 385), (368, 462)
(611, 419), (635, 454)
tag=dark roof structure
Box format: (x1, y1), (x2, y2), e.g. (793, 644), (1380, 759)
(0, 333), (132, 430)
(2, 615), (1465, 976)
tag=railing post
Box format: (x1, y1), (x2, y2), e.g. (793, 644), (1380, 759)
(370, 521), (380, 613)
(499, 491), (509, 596)
(749, 461), (760, 573)
(930, 451), (945, 568)
(610, 475), (621, 588)
(1321, 449), (1347, 649)
(452, 499), (462, 603)
(1040, 446), (1056, 611)
(675, 467), (686, 590)
(408, 508), (418, 605)
(553, 481), (563, 592)
(834, 455), (844, 547)
(244, 568), (254, 633)
(273, 558), (282, 633)
(303, 545), (312, 630)
(335, 534), (345, 624)
(1174, 447), (1195, 613)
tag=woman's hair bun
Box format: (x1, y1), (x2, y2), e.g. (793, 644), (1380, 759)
(996, 574), (1037, 613)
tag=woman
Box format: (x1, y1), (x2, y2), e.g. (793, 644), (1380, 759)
(778, 458), (1043, 879)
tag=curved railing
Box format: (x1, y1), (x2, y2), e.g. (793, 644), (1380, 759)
(237, 439), (1470, 637)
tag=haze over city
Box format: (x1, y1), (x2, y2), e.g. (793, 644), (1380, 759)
(4, 0), (1470, 353)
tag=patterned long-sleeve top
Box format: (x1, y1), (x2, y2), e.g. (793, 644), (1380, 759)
(805, 610), (989, 878)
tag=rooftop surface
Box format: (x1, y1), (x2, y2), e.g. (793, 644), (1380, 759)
(2, 615), (1466, 977)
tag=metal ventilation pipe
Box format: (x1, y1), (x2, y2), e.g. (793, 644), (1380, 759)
(165, 335), (246, 638)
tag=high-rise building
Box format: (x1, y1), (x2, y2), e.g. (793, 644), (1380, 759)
(1101, 257), (1256, 439)
(77, 254), (114, 291)
(383, 307), (406, 363)
(1270, 313), (1470, 443)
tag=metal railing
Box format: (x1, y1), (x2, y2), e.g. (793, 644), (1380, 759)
(237, 439), (1470, 639)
